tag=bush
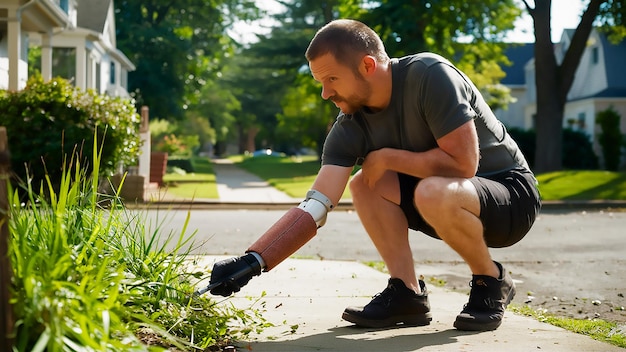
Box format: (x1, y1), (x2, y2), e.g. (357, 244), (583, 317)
(0, 75), (141, 190)
(167, 158), (195, 172)
(508, 127), (598, 170)
(596, 106), (623, 171)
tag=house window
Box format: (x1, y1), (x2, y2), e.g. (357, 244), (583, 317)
(577, 112), (586, 129)
(591, 47), (599, 65)
(52, 47), (76, 83)
(110, 62), (115, 84)
(59, 0), (69, 13)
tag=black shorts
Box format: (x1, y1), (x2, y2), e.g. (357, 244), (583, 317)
(399, 168), (541, 248)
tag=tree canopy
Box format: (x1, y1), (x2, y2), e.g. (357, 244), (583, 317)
(114, 0), (626, 169)
(114, 0), (259, 121)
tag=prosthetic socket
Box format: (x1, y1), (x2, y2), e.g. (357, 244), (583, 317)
(247, 190), (334, 271)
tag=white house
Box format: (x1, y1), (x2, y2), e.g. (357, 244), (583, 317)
(0, 0), (134, 96)
(494, 28), (626, 166)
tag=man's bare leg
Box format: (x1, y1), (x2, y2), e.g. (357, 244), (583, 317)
(414, 176), (499, 278)
(349, 170), (421, 293)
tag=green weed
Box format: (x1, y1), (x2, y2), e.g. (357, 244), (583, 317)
(8, 135), (268, 351)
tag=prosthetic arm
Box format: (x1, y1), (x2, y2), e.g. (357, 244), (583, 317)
(247, 189), (334, 270)
(205, 190), (334, 296)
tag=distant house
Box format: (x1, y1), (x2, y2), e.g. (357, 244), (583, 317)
(0, 0), (134, 96)
(493, 43), (535, 129)
(494, 28), (626, 165)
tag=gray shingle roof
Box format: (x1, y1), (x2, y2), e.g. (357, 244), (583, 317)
(501, 43), (534, 85)
(77, 0), (111, 33)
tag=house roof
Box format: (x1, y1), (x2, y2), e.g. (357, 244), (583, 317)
(600, 33), (626, 94)
(77, 0), (111, 33)
(501, 43), (534, 85)
(571, 87), (626, 101)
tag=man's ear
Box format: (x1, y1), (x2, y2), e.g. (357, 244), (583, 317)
(361, 55), (377, 76)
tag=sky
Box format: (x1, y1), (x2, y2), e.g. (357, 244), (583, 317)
(230, 0), (589, 44)
(508, 0), (587, 42)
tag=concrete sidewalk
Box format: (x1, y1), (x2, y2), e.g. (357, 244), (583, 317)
(196, 256), (623, 352)
(183, 160), (624, 351)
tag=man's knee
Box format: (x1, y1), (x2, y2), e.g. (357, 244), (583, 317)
(414, 177), (447, 214)
(349, 171), (367, 197)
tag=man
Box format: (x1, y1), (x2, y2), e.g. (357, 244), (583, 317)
(208, 19), (541, 331)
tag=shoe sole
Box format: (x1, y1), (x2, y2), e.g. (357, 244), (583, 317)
(453, 285), (516, 331)
(342, 311), (432, 328)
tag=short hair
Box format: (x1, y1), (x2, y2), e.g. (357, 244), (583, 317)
(305, 19), (389, 70)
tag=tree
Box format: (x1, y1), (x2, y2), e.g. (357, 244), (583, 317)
(114, 0), (259, 121)
(523, 0), (626, 172)
(271, 0), (522, 157)
(359, 0), (521, 110)
(227, 0), (348, 155)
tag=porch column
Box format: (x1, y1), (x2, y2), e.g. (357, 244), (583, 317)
(41, 33), (53, 82)
(75, 43), (86, 90)
(7, 9), (21, 91)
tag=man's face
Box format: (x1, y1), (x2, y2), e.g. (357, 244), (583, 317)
(309, 53), (372, 115)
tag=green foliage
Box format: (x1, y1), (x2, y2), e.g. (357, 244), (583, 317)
(0, 75), (141, 190)
(510, 305), (626, 348)
(8, 140), (267, 351)
(596, 106), (623, 171)
(597, 0), (626, 44)
(508, 128), (598, 170)
(359, 0), (520, 110)
(150, 118), (204, 157)
(277, 74), (337, 157)
(114, 0), (260, 121)
(562, 129), (599, 170)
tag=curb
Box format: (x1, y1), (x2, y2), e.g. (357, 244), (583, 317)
(127, 199), (626, 211)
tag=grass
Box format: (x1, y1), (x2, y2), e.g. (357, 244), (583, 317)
(7, 142), (269, 351)
(163, 157), (219, 199)
(237, 155), (323, 198)
(510, 305), (626, 348)
(165, 155), (626, 201)
(536, 170), (626, 200)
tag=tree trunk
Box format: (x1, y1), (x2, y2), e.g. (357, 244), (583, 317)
(530, 0), (606, 173)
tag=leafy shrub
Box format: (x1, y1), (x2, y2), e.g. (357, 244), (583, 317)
(167, 158), (195, 172)
(596, 106), (623, 171)
(562, 128), (599, 170)
(0, 75), (141, 190)
(8, 139), (269, 351)
(508, 127), (598, 170)
(150, 119), (202, 157)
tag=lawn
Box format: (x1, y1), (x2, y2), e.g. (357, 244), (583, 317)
(536, 170), (626, 200)
(163, 157), (219, 199)
(237, 155), (326, 198)
(163, 155), (626, 201)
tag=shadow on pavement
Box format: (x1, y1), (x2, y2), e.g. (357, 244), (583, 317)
(245, 325), (481, 352)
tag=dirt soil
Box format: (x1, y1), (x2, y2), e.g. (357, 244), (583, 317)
(438, 260), (626, 325)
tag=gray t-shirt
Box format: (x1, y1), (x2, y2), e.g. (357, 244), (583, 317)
(321, 53), (529, 176)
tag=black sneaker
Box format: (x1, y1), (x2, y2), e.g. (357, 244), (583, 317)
(342, 278), (432, 328)
(454, 261), (516, 331)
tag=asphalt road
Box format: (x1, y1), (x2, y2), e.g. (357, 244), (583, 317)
(141, 207), (626, 324)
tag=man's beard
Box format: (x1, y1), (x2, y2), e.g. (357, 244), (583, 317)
(331, 76), (372, 115)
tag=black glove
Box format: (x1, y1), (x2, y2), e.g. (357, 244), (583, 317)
(209, 253), (262, 296)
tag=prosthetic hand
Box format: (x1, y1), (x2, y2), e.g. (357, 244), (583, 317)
(209, 253), (262, 296)
(206, 190), (332, 296)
